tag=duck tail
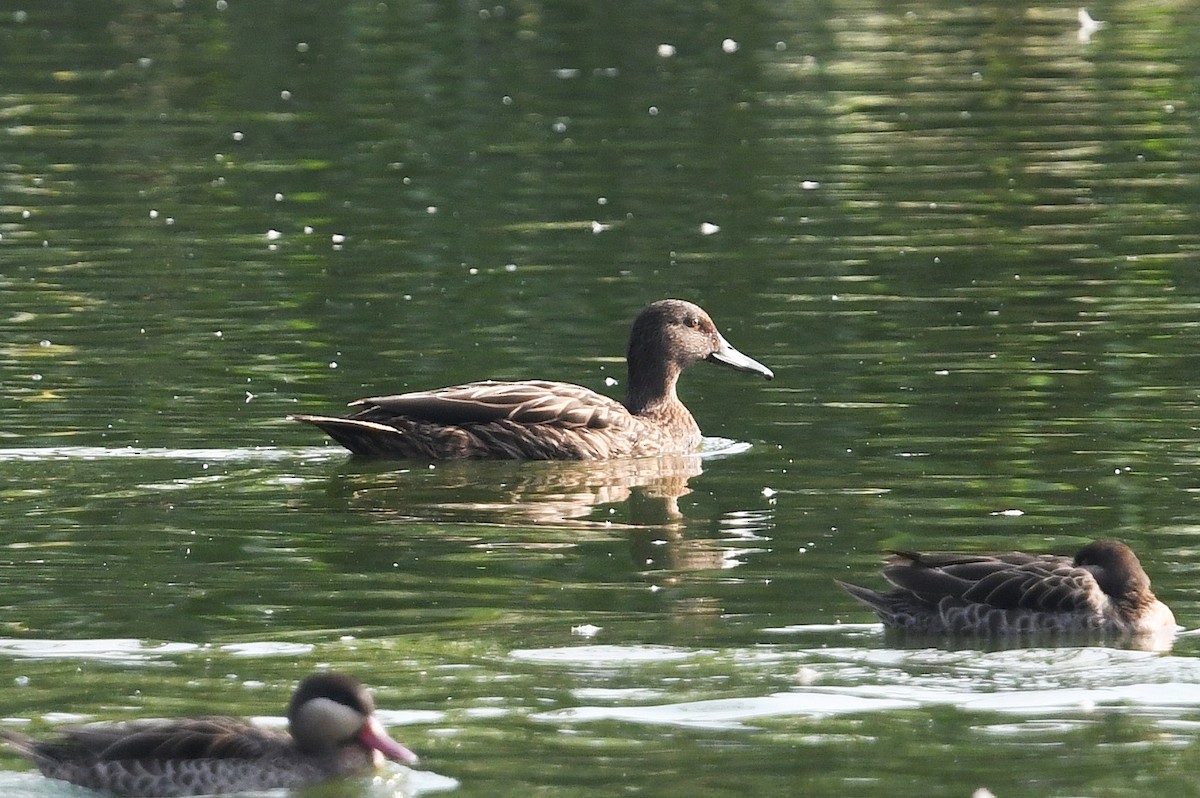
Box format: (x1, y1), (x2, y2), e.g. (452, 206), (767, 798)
(835, 579), (892, 615)
(287, 414), (411, 456)
(0, 727), (40, 760)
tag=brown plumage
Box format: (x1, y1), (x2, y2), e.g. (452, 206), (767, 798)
(837, 540), (1175, 638)
(289, 299), (774, 459)
(0, 672), (418, 797)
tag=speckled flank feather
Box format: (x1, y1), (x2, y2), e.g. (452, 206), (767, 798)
(1, 722), (361, 797)
(837, 540), (1175, 638)
(289, 299), (773, 459)
(1, 673), (417, 798)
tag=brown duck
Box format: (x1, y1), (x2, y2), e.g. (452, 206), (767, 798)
(289, 299), (774, 458)
(837, 539), (1175, 638)
(0, 672), (419, 797)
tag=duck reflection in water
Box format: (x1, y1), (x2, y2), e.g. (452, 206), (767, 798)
(838, 539), (1176, 651)
(325, 452), (706, 527)
(318, 453), (770, 584)
(290, 299), (773, 459)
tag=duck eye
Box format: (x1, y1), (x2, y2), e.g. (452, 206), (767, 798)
(685, 316), (699, 329)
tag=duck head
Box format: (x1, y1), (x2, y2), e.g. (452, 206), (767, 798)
(287, 673), (419, 766)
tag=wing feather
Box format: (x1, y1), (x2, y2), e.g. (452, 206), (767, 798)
(353, 381), (625, 429)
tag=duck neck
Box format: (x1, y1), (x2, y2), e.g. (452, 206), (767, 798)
(623, 359), (682, 418)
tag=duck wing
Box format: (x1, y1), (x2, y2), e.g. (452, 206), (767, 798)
(353, 380), (628, 429)
(883, 551), (1099, 612)
(23, 718), (283, 764)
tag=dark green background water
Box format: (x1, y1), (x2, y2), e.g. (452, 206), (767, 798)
(3, 1), (1200, 796)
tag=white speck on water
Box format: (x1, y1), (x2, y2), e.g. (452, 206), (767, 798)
(990, 509), (1024, 517)
(699, 222), (720, 235)
(14, 10), (28, 23)
(775, 41), (787, 51)
(972, 789), (996, 798)
(328, 362), (338, 369)
(648, 106), (659, 116)
(597, 196), (608, 205)
(657, 43), (676, 58)
(138, 57), (152, 68)
(1165, 104), (1176, 114)
(215, 0), (227, 10)
(149, 209), (158, 219)
(14, 676), (29, 687)
(801, 180), (820, 190)
(554, 68), (580, 79)
(266, 229), (282, 240)
(244, 391), (254, 403)
(39, 339), (52, 347)
(604, 376), (618, 387)
(165, 217), (174, 225)
(795, 666), (818, 685)
(232, 131), (244, 141)
(468, 267), (479, 275)
(31, 374), (41, 381)
(504, 263), (517, 272)
(331, 233), (346, 244)
(1078, 8), (1105, 43)
(274, 192), (283, 202)
(721, 38), (739, 53)
(552, 119), (568, 133)
(571, 624), (602, 638)
(280, 90), (292, 101)
(296, 42), (309, 53)
(761, 487), (777, 498)
(591, 221), (610, 234)
(501, 95), (513, 105)
(935, 369), (950, 376)
(214, 330), (222, 338)
(426, 205), (438, 214)
(303, 225), (313, 234)
(214, 153), (225, 163)
(972, 71), (983, 81)
(22, 209), (30, 218)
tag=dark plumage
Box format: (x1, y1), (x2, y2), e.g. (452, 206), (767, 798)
(289, 299), (774, 459)
(837, 539), (1175, 638)
(0, 672), (418, 797)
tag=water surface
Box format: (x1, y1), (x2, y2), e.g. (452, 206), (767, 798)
(3, 1), (1200, 796)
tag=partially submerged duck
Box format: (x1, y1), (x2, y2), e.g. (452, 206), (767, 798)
(289, 299), (774, 459)
(837, 539), (1175, 638)
(0, 672), (418, 797)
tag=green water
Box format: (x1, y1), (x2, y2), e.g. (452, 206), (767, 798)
(3, 1), (1200, 796)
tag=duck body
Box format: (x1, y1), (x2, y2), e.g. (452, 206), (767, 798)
(1, 673), (418, 797)
(289, 299), (773, 459)
(837, 540), (1175, 638)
